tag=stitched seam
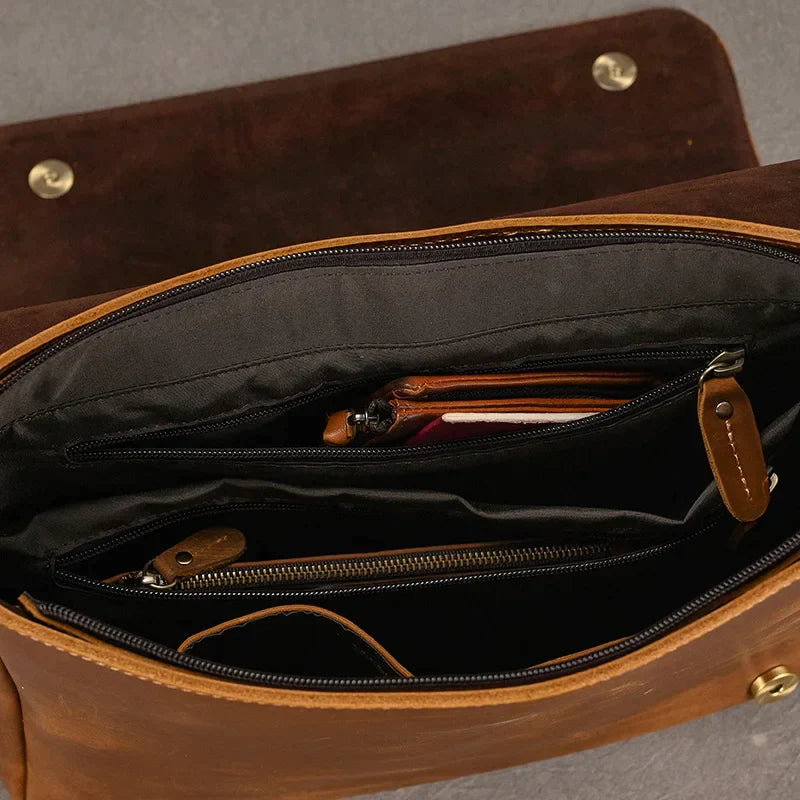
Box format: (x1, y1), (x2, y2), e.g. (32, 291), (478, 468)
(725, 419), (752, 500)
(5, 297), (792, 433)
(28, 243), (722, 348)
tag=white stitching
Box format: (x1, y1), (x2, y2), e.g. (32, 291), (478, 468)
(724, 419), (752, 500)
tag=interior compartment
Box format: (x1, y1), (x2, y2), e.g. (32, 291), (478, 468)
(63, 499), (698, 586)
(71, 355), (685, 451)
(35, 422), (800, 679)
(33, 483), (799, 677)
(55, 348), (800, 522)
(3, 228), (800, 688)
(2, 232), (800, 539)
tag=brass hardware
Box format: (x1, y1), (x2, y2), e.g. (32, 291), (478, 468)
(130, 540), (610, 592)
(28, 159), (74, 199)
(592, 52), (638, 91)
(750, 666), (800, 705)
(715, 400), (734, 420)
(175, 551), (194, 566)
(699, 348), (746, 385)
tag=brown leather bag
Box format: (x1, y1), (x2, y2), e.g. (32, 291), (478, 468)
(2, 11), (800, 800)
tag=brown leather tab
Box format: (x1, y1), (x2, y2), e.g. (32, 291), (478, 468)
(698, 376), (770, 522)
(322, 409), (357, 446)
(152, 527), (247, 584)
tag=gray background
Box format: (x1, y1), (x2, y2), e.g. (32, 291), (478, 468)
(1, 1), (798, 799)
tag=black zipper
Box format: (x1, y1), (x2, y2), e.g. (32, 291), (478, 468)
(4, 227), (797, 403)
(68, 346), (711, 459)
(34, 516), (800, 691)
(68, 358), (709, 462)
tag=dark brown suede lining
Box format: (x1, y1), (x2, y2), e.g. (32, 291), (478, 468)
(535, 161), (800, 229)
(0, 9), (755, 312)
(0, 290), (131, 355)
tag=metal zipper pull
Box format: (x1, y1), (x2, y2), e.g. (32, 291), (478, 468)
(137, 527), (246, 589)
(323, 400), (394, 445)
(698, 349), (773, 522)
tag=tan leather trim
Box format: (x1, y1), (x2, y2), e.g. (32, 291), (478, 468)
(0, 559), (799, 710)
(177, 604), (413, 678)
(2, 213), (799, 378)
(17, 594), (103, 646)
(530, 637), (628, 669)
(0, 621), (25, 800)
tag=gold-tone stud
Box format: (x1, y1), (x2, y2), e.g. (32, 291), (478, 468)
(592, 52), (638, 91)
(750, 666), (799, 705)
(28, 159), (74, 199)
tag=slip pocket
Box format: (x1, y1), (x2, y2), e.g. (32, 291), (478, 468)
(177, 604), (412, 679)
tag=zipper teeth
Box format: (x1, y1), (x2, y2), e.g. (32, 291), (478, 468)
(70, 348), (712, 451)
(57, 515), (718, 601)
(40, 518), (800, 691)
(5, 228), (797, 399)
(168, 542), (609, 591)
(73, 365), (705, 461)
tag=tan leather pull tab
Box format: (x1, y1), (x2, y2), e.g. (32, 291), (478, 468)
(152, 527), (247, 584)
(323, 409), (357, 446)
(698, 375), (770, 522)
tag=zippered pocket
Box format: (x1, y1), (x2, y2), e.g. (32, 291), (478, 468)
(68, 349), (774, 523)
(37, 503), (769, 682)
(68, 348), (707, 456)
(106, 526), (614, 592)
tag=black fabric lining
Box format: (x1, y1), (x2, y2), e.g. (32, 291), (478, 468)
(1, 237), (796, 430)
(4, 298), (783, 434)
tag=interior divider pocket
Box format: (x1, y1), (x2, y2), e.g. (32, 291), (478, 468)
(64, 366), (713, 516)
(177, 604), (413, 679)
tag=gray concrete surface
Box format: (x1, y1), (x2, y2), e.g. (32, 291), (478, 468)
(1, 1), (798, 798)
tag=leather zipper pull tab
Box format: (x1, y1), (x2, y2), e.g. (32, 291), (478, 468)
(698, 350), (772, 522)
(142, 527), (246, 588)
(323, 401), (394, 446)
(323, 409), (359, 445)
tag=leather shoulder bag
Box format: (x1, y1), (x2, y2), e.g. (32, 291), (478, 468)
(1, 10), (799, 800)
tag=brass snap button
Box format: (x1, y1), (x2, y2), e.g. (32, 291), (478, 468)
(750, 665), (800, 705)
(175, 551), (194, 566)
(28, 159), (74, 199)
(592, 52), (638, 91)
